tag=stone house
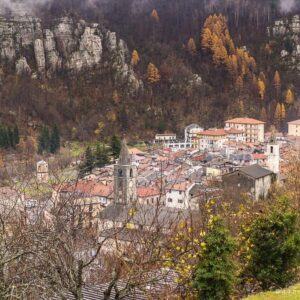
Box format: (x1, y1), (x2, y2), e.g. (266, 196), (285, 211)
(222, 164), (275, 201)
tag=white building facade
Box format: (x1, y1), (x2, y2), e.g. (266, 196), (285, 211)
(225, 118), (265, 143)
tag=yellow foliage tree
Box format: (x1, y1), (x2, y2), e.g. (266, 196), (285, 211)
(281, 103), (286, 119)
(201, 27), (213, 50)
(106, 111), (117, 122)
(151, 9), (159, 22)
(226, 54), (238, 76)
(239, 100), (245, 114)
(260, 107), (267, 122)
(212, 35), (228, 65)
(285, 88), (294, 105)
(274, 103), (285, 121)
(258, 79), (266, 100)
(112, 90), (120, 104)
(94, 121), (105, 137)
(147, 63), (160, 84)
(131, 49), (140, 66)
(187, 38), (197, 55)
(235, 76), (243, 93)
(274, 70), (281, 99)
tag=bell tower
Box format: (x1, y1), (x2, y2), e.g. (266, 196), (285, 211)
(266, 134), (280, 174)
(114, 139), (137, 204)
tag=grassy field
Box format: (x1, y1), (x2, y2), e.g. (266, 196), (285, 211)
(245, 284), (300, 300)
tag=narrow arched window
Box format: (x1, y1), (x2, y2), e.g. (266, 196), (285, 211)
(118, 169), (123, 177)
(130, 169), (133, 178)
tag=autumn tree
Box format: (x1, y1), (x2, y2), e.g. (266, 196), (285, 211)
(258, 79), (266, 100)
(285, 88), (294, 105)
(151, 9), (159, 22)
(187, 38), (197, 55)
(273, 71), (281, 100)
(260, 107), (267, 122)
(112, 90), (120, 104)
(235, 76), (243, 93)
(147, 63), (161, 84)
(274, 103), (286, 123)
(226, 54), (238, 76)
(281, 103), (286, 119)
(201, 27), (213, 50)
(131, 49), (140, 66)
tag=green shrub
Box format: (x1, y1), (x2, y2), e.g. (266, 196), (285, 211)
(193, 217), (236, 300)
(241, 200), (300, 290)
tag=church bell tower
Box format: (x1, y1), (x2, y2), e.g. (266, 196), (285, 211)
(114, 139), (137, 204)
(266, 134), (280, 174)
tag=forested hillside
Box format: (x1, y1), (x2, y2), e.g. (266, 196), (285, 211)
(1, 0), (300, 140)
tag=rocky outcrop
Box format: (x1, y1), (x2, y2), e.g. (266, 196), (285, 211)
(0, 13), (142, 93)
(15, 57), (31, 75)
(268, 15), (300, 71)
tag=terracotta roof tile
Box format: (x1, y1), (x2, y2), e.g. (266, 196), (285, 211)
(137, 187), (161, 198)
(225, 118), (264, 124)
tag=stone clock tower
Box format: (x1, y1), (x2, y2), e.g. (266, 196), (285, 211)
(114, 139), (137, 204)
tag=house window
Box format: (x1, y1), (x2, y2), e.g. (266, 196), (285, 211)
(118, 169), (123, 177)
(178, 199), (183, 204)
(270, 146), (273, 154)
(130, 169), (133, 177)
(168, 198), (173, 203)
(179, 191), (182, 195)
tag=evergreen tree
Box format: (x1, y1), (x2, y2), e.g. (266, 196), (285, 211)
(118, 105), (129, 130)
(38, 126), (50, 154)
(193, 217), (236, 300)
(7, 127), (14, 149)
(95, 143), (110, 168)
(50, 125), (60, 154)
(79, 146), (94, 177)
(242, 199), (300, 290)
(13, 126), (20, 147)
(110, 135), (121, 159)
(0, 127), (8, 149)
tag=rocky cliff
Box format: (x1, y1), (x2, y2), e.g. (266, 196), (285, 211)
(268, 15), (300, 71)
(0, 13), (142, 92)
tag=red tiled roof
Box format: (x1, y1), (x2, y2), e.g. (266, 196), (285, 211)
(137, 187), (161, 198)
(225, 128), (244, 134)
(198, 129), (227, 136)
(169, 182), (194, 192)
(192, 154), (206, 161)
(225, 118), (264, 125)
(59, 180), (113, 198)
(252, 153), (267, 160)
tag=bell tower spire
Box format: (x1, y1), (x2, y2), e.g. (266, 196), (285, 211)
(114, 138), (137, 204)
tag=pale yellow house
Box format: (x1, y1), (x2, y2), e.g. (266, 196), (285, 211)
(288, 119), (300, 136)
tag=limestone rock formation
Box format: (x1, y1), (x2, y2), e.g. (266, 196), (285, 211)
(268, 15), (300, 71)
(0, 13), (142, 93)
(15, 57), (31, 75)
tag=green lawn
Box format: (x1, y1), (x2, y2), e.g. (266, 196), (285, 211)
(245, 284), (300, 300)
